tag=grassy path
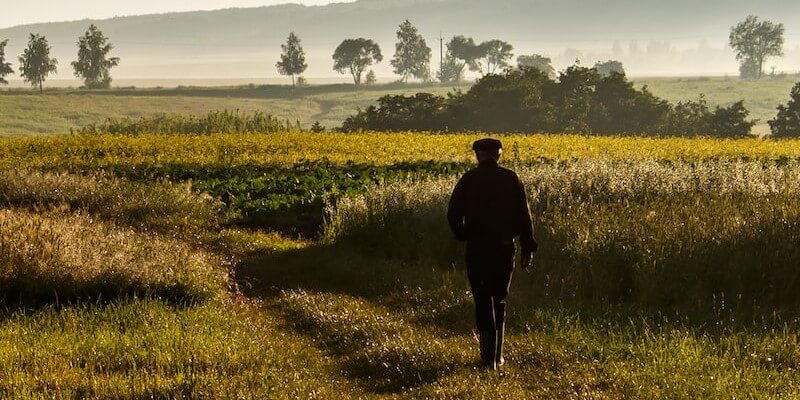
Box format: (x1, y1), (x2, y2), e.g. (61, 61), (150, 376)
(236, 235), (800, 399)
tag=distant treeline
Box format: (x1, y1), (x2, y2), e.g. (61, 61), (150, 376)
(342, 67), (756, 137)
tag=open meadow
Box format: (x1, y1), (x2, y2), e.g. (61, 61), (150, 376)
(1, 76), (796, 136)
(2, 131), (800, 398)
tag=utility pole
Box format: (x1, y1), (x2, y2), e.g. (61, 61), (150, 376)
(439, 32), (444, 84)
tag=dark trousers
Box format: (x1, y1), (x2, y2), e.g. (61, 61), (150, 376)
(466, 241), (515, 332)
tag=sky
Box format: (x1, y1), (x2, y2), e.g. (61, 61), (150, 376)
(0, 0), (350, 29)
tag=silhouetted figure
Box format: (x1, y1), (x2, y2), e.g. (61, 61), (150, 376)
(447, 138), (537, 370)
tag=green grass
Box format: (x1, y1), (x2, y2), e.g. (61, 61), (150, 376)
(0, 84), (455, 135)
(0, 298), (365, 399)
(234, 235), (800, 399)
(4, 130), (800, 397)
(633, 76), (799, 136)
(0, 77), (794, 136)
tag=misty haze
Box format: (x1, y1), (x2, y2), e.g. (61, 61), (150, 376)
(1, 0), (800, 82)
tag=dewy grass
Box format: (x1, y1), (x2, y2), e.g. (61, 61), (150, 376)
(0, 209), (227, 304)
(3, 133), (800, 171)
(326, 159), (800, 307)
(3, 130), (800, 397)
(0, 298), (364, 399)
(0, 169), (221, 234)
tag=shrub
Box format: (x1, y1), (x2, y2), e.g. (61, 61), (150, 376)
(769, 82), (800, 138)
(342, 67), (755, 137)
(342, 93), (450, 132)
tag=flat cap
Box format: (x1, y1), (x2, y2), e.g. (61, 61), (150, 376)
(472, 138), (503, 151)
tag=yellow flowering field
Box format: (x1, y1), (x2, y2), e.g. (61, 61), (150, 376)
(2, 132), (800, 169)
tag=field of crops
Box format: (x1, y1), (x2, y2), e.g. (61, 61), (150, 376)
(3, 131), (800, 398)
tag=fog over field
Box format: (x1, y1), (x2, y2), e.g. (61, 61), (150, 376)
(1, 0), (800, 83)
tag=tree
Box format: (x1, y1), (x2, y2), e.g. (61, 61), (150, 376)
(517, 54), (555, 78)
(0, 40), (14, 85)
(729, 16), (784, 80)
(333, 38), (383, 85)
(19, 33), (58, 92)
(391, 20), (431, 82)
(71, 25), (119, 89)
(593, 60), (625, 77)
(437, 51), (465, 83)
(769, 82), (800, 138)
(738, 57), (760, 80)
(365, 70), (377, 85)
(471, 40), (513, 75)
(276, 32), (307, 88)
(443, 36), (481, 83)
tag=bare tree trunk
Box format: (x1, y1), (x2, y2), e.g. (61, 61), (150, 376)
(292, 75), (295, 88)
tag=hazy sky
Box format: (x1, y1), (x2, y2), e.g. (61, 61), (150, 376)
(0, 0), (350, 29)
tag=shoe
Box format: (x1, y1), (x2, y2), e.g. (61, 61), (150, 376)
(495, 326), (505, 367)
(479, 330), (497, 370)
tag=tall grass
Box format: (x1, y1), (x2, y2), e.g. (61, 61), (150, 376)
(325, 160), (800, 307)
(0, 209), (227, 304)
(75, 110), (300, 135)
(0, 170), (221, 234)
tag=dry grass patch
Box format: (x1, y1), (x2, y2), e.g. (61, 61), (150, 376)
(0, 209), (227, 304)
(0, 169), (221, 235)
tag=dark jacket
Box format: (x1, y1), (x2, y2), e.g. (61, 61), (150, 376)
(447, 159), (537, 254)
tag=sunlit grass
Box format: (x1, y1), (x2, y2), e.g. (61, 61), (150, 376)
(0, 208), (227, 304)
(3, 130), (800, 397)
(0, 169), (221, 234)
(0, 298), (363, 399)
(2, 133), (800, 172)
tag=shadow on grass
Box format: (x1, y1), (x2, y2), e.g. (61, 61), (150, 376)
(0, 280), (210, 312)
(235, 243), (476, 393)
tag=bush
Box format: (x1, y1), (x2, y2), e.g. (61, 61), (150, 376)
(342, 67), (755, 137)
(769, 82), (800, 138)
(665, 98), (755, 138)
(342, 93), (451, 132)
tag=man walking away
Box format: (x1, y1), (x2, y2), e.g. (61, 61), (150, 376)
(447, 138), (537, 370)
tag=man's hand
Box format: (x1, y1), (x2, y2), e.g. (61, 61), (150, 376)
(520, 251), (534, 271)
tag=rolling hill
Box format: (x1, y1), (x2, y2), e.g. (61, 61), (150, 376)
(1, 0), (800, 81)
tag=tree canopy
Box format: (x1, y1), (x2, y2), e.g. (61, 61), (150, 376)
(0, 40), (14, 85)
(593, 60), (625, 77)
(441, 36), (481, 83)
(343, 66), (754, 138)
(333, 38), (383, 85)
(443, 36), (514, 77)
(729, 16), (784, 80)
(71, 25), (120, 89)
(477, 40), (514, 75)
(276, 32), (308, 88)
(517, 54), (555, 78)
(18, 33), (58, 92)
(769, 82), (800, 138)
(391, 20), (431, 82)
